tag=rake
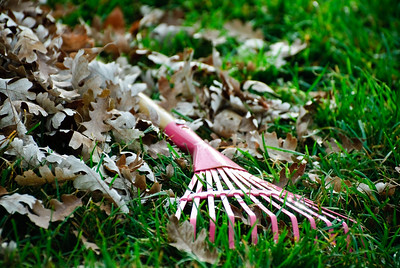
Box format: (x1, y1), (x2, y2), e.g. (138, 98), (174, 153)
(138, 93), (355, 248)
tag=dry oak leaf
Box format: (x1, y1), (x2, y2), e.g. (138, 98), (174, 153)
(148, 140), (170, 159)
(0, 193), (50, 228)
(0, 193), (36, 214)
(81, 97), (112, 142)
(103, 6), (125, 32)
(61, 155), (129, 213)
(224, 19), (263, 41)
(274, 162), (306, 188)
(0, 186), (8, 196)
(167, 215), (218, 264)
(69, 130), (101, 162)
(13, 28), (47, 63)
(61, 25), (94, 53)
(0, 78), (35, 101)
(49, 194), (82, 222)
(325, 176), (344, 193)
(15, 165), (78, 186)
(212, 110), (242, 139)
(26, 200), (52, 229)
(72, 230), (101, 255)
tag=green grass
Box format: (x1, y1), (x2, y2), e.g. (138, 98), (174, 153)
(1, 0), (400, 267)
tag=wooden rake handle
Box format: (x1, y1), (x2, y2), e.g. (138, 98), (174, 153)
(138, 92), (175, 129)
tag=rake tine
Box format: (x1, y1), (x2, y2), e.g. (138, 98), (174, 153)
(259, 193), (301, 241)
(248, 194), (280, 242)
(302, 199), (351, 233)
(218, 168), (258, 244)
(238, 170), (346, 232)
(224, 169), (298, 240)
(230, 170), (317, 239)
(211, 169), (236, 248)
(205, 170), (216, 242)
(189, 174), (204, 239)
(176, 172), (199, 220)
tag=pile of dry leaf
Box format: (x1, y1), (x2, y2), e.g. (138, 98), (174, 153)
(0, 0), (305, 226)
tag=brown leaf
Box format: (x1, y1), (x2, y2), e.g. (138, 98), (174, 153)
(276, 163), (307, 188)
(324, 138), (341, 154)
(158, 76), (179, 110)
(15, 165), (78, 186)
(148, 140), (170, 159)
(72, 231), (101, 255)
(134, 174), (147, 191)
(26, 200), (51, 229)
(61, 25), (94, 53)
(212, 110), (242, 138)
(148, 182), (162, 194)
(167, 215), (218, 264)
(296, 106), (314, 141)
(81, 97), (112, 142)
(224, 19), (263, 41)
(0, 78), (35, 101)
(375, 182), (396, 197)
(49, 194), (82, 222)
(103, 7), (125, 32)
(325, 176), (342, 193)
(253, 132), (297, 162)
(0, 193), (36, 215)
(14, 28), (47, 63)
(69, 131), (100, 161)
(0, 186), (8, 197)
(338, 133), (363, 152)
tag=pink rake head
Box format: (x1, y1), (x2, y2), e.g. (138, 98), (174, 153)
(165, 122), (356, 249)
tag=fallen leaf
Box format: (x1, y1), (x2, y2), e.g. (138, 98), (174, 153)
(49, 194), (82, 222)
(14, 28), (47, 63)
(167, 215), (218, 264)
(212, 110), (242, 138)
(0, 193), (52, 229)
(73, 231), (101, 255)
(325, 176), (343, 193)
(81, 96), (112, 142)
(338, 133), (363, 152)
(103, 6), (125, 32)
(61, 25), (94, 53)
(134, 174), (147, 191)
(0, 78), (34, 101)
(15, 165), (78, 186)
(0, 193), (36, 214)
(324, 138), (341, 154)
(26, 200), (51, 229)
(375, 182), (396, 197)
(243, 80), (276, 95)
(148, 182), (162, 194)
(275, 163), (306, 188)
(0, 186), (8, 197)
(148, 140), (170, 159)
(357, 183), (375, 199)
(266, 39), (307, 68)
(224, 19), (263, 41)
(46, 154), (129, 213)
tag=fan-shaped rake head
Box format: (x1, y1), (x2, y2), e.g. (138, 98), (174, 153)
(175, 167), (356, 249)
(137, 94), (357, 249)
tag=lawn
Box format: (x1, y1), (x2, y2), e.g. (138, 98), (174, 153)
(0, 0), (399, 267)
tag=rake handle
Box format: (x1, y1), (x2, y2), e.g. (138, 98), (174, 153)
(138, 93), (203, 153)
(138, 92), (175, 129)
(138, 93), (245, 171)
